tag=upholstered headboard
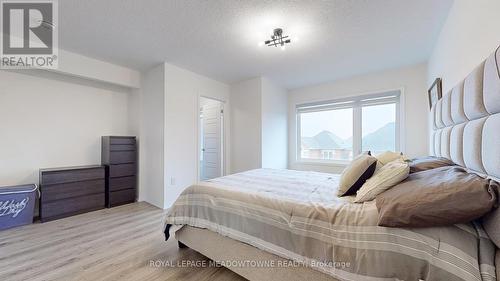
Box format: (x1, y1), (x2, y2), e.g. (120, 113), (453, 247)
(430, 45), (500, 249)
(431, 46), (500, 180)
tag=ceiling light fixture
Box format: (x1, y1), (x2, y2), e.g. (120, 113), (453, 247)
(263, 28), (291, 49)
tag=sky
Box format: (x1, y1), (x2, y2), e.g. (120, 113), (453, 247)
(300, 103), (395, 139)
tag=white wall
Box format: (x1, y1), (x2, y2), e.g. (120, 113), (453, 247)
(428, 0), (500, 93)
(163, 63), (231, 208)
(288, 63), (428, 173)
(137, 64), (165, 208)
(230, 78), (262, 173)
(261, 77), (288, 169)
(4, 36), (140, 88)
(0, 70), (135, 186)
(230, 77), (288, 173)
(56, 50), (140, 89)
(135, 62), (231, 209)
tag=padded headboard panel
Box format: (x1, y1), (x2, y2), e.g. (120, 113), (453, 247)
(431, 46), (500, 249)
(431, 46), (500, 180)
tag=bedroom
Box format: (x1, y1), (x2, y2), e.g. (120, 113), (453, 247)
(0, 0), (499, 281)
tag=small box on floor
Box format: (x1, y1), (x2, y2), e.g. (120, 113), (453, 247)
(0, 184), (37, 230)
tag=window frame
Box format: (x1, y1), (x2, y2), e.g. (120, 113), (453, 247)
(295, 89), (403, 166)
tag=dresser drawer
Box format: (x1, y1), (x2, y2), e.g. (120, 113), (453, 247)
(110, 138), (136, 145)
(102, 136), (137, 209)
(108, 189), (135, 207)
(108, 176), (136, 192)
(109, 164), (136, 178)
(110, 144), (136, 151)
(109, 151), (136, 164)
(41, 193), (104, 222)
(41, 168), (104, 185)
(41, 179), (105, 203)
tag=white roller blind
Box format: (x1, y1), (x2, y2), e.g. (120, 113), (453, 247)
(296, 90), (400, 113)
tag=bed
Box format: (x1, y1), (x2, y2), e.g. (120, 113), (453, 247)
(164, 45), (500, 281)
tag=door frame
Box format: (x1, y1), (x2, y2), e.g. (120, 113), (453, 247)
(196, 94), (227, 181)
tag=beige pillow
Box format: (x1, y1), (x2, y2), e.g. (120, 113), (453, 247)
(375, 151), (406, 171)
(354, 159), (409, 203)
(338, 154), (377, 197)
(377, 151), (406, 165)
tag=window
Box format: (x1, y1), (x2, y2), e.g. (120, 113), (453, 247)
(300, 107), (353, 161)
(297, 91), (400, 162)
(362, 103), (396, 155)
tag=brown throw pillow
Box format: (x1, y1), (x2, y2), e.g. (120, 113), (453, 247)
(409, 156), (455, 173)
(338, 154), (377, 197)
(376, 166), (498, 227)
(482, 185), (500, 248)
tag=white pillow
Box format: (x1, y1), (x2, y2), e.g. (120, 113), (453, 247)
(354, 159), (410, 203)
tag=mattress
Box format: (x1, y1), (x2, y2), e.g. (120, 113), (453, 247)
(175, 225), (339, 281)
(164, 168), (496, 281)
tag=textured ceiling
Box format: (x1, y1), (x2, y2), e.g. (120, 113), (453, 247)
(58, 0), (453, 89)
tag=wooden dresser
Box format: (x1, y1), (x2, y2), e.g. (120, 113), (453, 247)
(39, 166), (105, 222)
(101, 136), (137, 208)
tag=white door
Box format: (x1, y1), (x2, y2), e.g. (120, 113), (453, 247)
(200, 98), (223, 180)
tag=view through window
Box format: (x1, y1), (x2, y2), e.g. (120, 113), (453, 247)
(298, 92), (399, 162)
(362, 103), (396, 155)
(300, 108), (353, 161)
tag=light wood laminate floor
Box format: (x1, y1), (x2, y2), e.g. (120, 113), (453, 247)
(0, 202), (246, 281)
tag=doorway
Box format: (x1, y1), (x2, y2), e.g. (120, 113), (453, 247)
(199, 97), (224, 181)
